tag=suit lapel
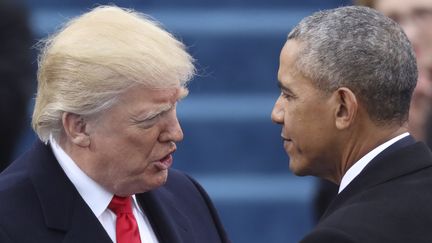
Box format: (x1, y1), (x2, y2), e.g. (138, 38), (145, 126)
(137, 187), (194, 243)
(28, 141), (112, 243)
(323, 136), (432, 219)
(61, 199), (112, 243)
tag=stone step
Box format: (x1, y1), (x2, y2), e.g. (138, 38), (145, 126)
(193, 174), (316, 243)
(175, 94), (288, 173)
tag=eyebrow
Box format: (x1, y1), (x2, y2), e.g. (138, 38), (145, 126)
(131, 103), (173, 122)
(145, 104), (173, 120)
(131, 88), (187, 122)
(277, 81), (294, 94)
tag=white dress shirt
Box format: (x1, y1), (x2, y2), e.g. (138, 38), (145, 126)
(50, 137), (159, 243)
(338, 132), (409, 194)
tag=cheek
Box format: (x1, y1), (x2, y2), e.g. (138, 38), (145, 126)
(95, 133), (157, 166)
(128, 127), (160, 148)
(283, 108), (304, 130)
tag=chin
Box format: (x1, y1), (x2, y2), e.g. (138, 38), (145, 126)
(290, 169), (310, 177)
(142, 172), (169, 192)
(116, 174), (169, 195)
(289, 162), (310, 177)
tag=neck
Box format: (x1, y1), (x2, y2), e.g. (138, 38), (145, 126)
(329, 122), (408, 184)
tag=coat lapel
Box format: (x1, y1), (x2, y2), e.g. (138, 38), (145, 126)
(28, 141), (112, 243)
(61, 199), (112, 243)
(137, 187), (194, 243)
(323, 136), (432, 219)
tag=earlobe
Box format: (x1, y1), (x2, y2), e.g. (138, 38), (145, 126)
(334, 88), (357, 130)
(62, 112), (91, 147)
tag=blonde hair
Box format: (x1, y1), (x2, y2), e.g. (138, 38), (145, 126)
(32, 5), (195, 142)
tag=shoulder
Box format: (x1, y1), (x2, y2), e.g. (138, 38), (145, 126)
(300, 227), (358, 243)
(0, 157), (43, 241)
(0, 142), (54, 220)
(148, 169), (230, 242)
(0, 155), (34, 205)
(0, 226), (13, 243)
(166, 168), (193, 184)
(0, 141), (40, 195)
(162, 169), (223, 223)
(164, 169), (206, 191)
(163, 168), (195, 190)
(161, 168), (211, 204)
(310, 184), (432, 243)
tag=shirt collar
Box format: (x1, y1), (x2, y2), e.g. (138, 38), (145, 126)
(338, 132), (409, 193)
(49, 136), (113, 218)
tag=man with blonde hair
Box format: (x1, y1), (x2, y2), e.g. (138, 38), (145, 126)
(0, 6), (228, 243)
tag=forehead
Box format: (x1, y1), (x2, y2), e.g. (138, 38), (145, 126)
(115, 85), (185, 114)
(278, 40), (304, 84)
(278, 40), (329, 97)
(123, 85), (185, 102)
(375, 0), (432, 14)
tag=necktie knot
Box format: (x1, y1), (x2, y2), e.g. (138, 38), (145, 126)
(108, 195), (141, 243)
(109, 196), (133, 215)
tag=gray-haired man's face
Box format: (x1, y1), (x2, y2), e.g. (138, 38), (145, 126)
(271, 40), (339, 180)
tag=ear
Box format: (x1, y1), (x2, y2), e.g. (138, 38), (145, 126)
(333, 87), (358, 130)
(62, 112), (91, 147)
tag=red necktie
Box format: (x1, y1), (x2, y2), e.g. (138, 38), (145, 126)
(108, 196), (142, 243)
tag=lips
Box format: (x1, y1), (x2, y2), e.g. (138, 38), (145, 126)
(281, 133), (291, 141)
(154, 151), (174, 170)
(281, 134), (293, 152)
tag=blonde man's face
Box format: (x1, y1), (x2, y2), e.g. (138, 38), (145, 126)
(81, 85), (187, 196)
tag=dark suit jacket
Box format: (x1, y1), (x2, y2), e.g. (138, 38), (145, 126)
(301, 136), (432, 243)
(0, 140), (229, 243)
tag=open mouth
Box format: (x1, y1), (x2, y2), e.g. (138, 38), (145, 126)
(160, 154), (172, 164)
(154, 152), (174, 170)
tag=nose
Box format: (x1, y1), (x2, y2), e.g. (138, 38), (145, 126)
(159, 109), (184, 143)
(271, 96), (284, 124)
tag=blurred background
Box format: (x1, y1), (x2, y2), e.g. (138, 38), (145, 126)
(4, 0), (351, 242)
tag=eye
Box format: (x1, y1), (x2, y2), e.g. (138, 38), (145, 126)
(281, 92), (294, 101)
(146, 113), (160, 122)
(130, 114), (161, 129)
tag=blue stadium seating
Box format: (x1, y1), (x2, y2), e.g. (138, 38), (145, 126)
(25, 0), (350, 8)
(17, 0), (351, 242)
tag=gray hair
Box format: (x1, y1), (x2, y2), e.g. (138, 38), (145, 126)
(288, 6), (417, 125)
(32, 6), (195, 143)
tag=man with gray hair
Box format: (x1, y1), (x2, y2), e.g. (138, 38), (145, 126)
(271, 6), (432, 243)
(0, 6), (228, 243)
